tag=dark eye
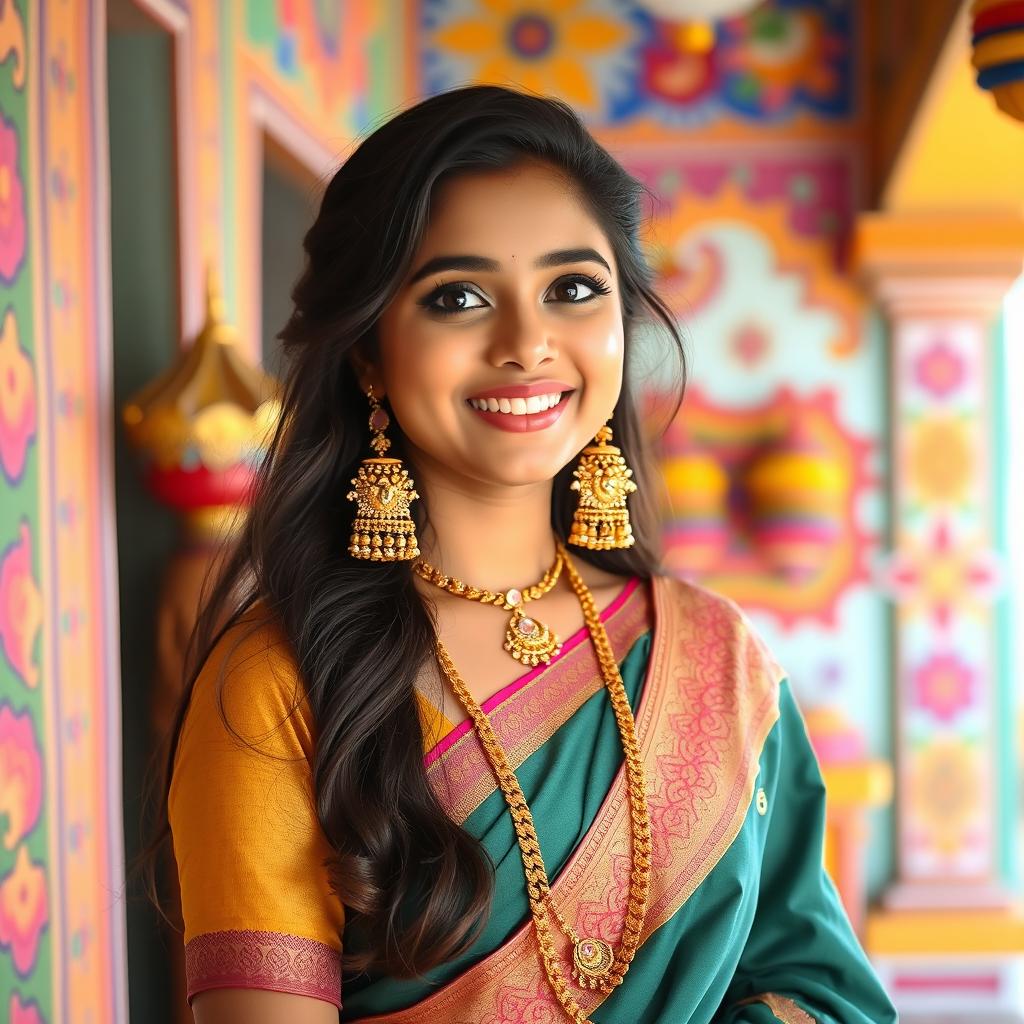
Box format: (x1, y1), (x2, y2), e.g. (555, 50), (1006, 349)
(422, 284), (488, 315)
(546, 275), (611, 304)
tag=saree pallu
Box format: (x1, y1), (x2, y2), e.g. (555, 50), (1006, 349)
(170, 575), (896, 1023)
(341, 577), (896, 1023)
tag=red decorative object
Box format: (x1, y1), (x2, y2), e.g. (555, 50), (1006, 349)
(971, 0), (1024, 122)
(122, 270), (280, 533)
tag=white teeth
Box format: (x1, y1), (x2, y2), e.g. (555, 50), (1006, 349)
(469, 392), (567, 415)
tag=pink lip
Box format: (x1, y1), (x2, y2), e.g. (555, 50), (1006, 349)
(468, 379), (574, 400)
(468, 392), (573, 433)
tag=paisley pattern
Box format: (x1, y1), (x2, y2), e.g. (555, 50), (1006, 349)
(185, 929), (342, 1009)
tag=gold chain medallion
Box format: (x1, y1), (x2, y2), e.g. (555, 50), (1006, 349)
(503, 593), (562, 665)
(572, 936), (614, 989)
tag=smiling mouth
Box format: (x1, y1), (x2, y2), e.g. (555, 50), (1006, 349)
(466, 391), (571, 416)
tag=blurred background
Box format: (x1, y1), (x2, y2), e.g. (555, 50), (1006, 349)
(0, 0), (1022, 1021)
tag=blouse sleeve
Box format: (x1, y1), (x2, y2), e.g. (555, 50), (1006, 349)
(168, 613), (346, 1010)
(714, 682), (898, 1024)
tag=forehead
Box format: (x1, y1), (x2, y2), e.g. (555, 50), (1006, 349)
(419, 162), (610, 261)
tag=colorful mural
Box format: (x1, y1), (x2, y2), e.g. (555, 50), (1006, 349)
(0, 0), (49, 1019)
(421, 0), (854, 129)
(0, 0), (1016, 1020)
(656, 386), (876, 629)
(879, 317), (1004, 882)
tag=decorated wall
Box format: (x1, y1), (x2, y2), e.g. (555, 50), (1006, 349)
(0, 1), (1021, 1023)
(0, 1), (128, 1022)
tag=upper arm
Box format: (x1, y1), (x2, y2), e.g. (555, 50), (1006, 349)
(192, 987), (339, 1024)
(169, 618), (346, 1012)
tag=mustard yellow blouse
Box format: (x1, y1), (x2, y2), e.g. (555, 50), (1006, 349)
(168, 610), (450, 1007)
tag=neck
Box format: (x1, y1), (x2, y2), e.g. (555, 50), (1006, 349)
(413, 466), (560, 591)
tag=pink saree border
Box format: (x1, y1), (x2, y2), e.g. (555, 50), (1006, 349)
(423, 577), (641, 767)
(424, 577), (651, 824)
(184, 928), (342, 1009)
(349, 577), (785, 1023)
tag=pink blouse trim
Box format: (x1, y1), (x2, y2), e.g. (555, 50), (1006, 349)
(421, 576), (640, 767)
(184, 928), (342, 1009)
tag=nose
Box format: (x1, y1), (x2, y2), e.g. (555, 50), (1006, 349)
(485, 300), (556, 373)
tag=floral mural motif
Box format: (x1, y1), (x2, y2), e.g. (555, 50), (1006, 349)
(912, 337), (968, 401)
(905, 416), (975, 507)
(0, 0), (27, 91)
(0, 844), (48, 976)
(0, 308), (36, 482)
(716, 2), (849, 119)
(882, 520), (1002, 630)
(0, 113), (26, 283)
(0, 522), (42, 689)
(246, 0), (374, 123)
(420, 0), (852, 126)
(912, 652), (977, 723)
(423, 0), (639, 114)
(909, 738), (983, 857)
(0, 703), (42, 850)
(9, 992), (46, 1024)
(637, 1), (853, 125)
(639, 18), (718, 113)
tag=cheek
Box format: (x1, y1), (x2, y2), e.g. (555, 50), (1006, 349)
(378, 325), (472, 435)
(577, 319), (625, 397)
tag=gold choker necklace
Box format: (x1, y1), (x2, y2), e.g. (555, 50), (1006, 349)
(432, 541), (652, 1023)
(413, 550), (564, 665)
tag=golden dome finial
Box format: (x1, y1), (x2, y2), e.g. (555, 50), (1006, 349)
(122, 266), (281, 479)
(205, 265), (227, 330)
(198, 264), (238, 347)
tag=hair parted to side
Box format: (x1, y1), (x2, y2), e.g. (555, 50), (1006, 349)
(137, 85), (686, 979)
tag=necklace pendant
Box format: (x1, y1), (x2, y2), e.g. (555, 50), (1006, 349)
(571, 936), (613, 988)
(503, 606), (562, 665)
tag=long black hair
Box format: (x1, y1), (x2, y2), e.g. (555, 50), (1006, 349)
(140, 85), (685, 980)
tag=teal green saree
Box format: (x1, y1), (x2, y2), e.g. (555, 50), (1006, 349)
(340, 576), (896, 1023)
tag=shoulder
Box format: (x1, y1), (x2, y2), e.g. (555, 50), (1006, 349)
(651, 574), (787, 692)
(175, 604), (314, 772)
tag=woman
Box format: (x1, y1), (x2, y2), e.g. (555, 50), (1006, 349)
(161, 86), (897, 1023)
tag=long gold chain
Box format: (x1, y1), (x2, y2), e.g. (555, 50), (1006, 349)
(431, 541), (652, 1024)
(414, 550), (565, 665)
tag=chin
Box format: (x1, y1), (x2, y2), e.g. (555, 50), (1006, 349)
(474, 456), (570, 489)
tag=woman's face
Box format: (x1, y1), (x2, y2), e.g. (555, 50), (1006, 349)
(372, 161), (625, 492)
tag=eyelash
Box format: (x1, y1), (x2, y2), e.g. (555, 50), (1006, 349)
(418, 273), (612, 316)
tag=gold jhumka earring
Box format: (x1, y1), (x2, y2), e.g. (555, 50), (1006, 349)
(568, 422), (637, 550)
(346, 387), (420, 561)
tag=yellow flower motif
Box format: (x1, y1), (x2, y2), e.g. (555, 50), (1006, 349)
(906, 416), (975, 505)
(910, 739), (981, 856)
(432, 0), (632, 110)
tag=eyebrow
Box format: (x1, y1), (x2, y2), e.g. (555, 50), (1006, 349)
(408, 247), (612, 285)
